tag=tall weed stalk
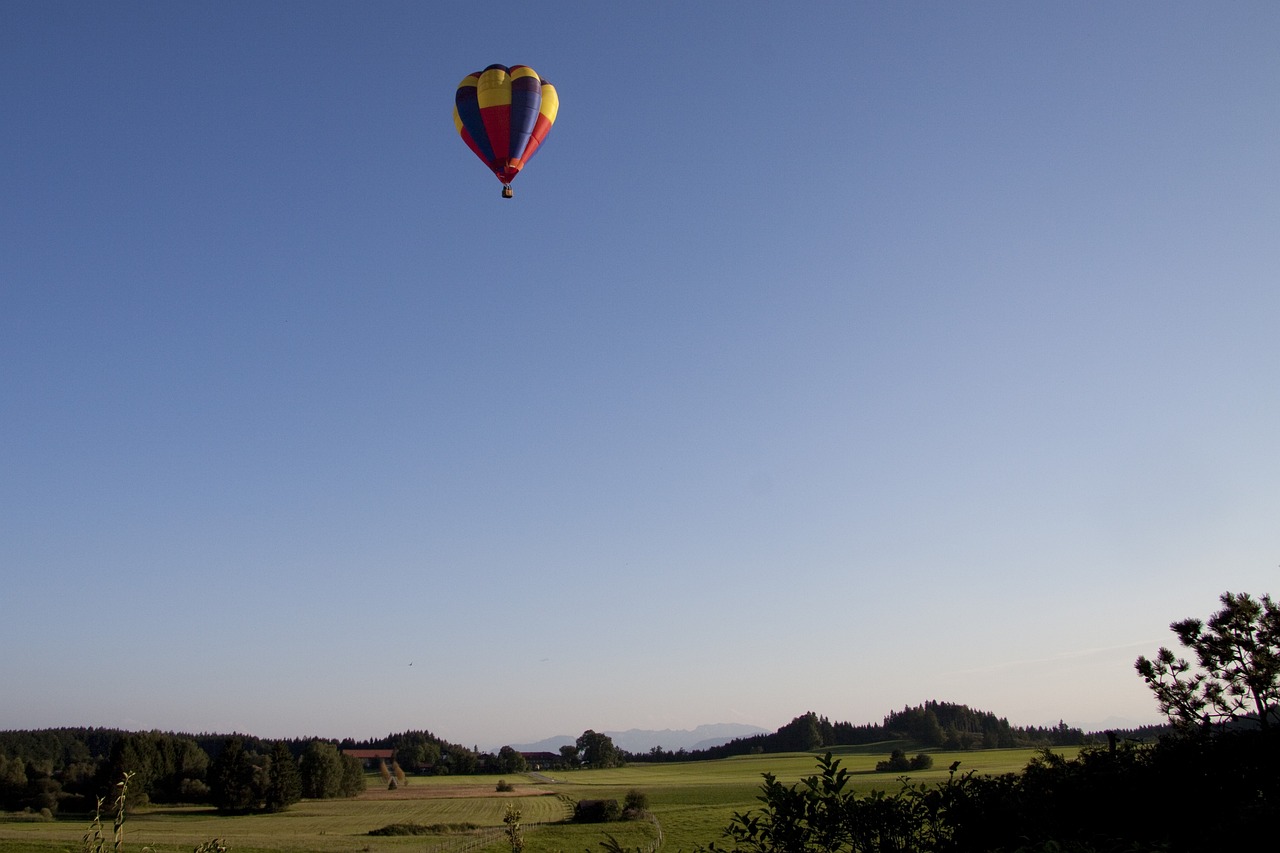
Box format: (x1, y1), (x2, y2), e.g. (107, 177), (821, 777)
(81, 771), (227, 853)
(82, 772), (133, 853)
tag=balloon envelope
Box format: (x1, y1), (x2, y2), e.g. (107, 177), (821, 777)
(454, 64), (558, 186)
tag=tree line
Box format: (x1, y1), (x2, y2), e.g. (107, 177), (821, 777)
(0, 723), (623, 816)
(0, 706), (1088, 816)
(0, 732), (371, 816)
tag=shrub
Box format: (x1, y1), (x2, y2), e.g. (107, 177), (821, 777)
(496, 779), (514, 792)
(874, 749), (909, 772)
(574, 798), (621, 823)
(504, 804), (524, 853)
(180, 778), (212, 801)
(192, 841), (228, 853)
(874, 749), (933, 772)
(622, 789), (649, 818)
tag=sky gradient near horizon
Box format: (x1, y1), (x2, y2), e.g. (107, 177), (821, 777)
(3, 1), (1279, 750)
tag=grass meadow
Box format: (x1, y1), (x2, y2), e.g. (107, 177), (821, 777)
(0, 746), (1078, 853)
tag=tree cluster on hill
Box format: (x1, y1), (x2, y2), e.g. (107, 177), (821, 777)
(885, 701), (1089, 749)
(634, 705), (1087, 763)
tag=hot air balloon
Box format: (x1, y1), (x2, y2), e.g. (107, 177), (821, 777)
(454, 64), (558, 198)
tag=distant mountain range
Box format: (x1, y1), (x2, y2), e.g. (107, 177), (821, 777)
(503, 722), (769, 754)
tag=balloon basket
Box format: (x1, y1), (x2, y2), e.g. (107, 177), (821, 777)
(502, 185), (513, 199)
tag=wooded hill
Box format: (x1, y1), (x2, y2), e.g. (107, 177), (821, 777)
(635, 703), (1094, 762)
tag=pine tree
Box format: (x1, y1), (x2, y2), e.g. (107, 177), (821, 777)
(264, 742), (301, 811)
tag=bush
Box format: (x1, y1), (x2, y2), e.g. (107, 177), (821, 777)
(873, 749), (933, 772)
(574, 798), (621, 822)
(622, 789), (649, 818)
(496, 779), (514, 792)
(180, 778), (212, 801)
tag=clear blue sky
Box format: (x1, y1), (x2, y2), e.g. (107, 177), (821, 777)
(3, 1), (1278, 750)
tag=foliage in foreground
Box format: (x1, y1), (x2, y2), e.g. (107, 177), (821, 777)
(80, 773), (130, 853)
(505, 804), (525, 853)
(699, 734), (1280, 853)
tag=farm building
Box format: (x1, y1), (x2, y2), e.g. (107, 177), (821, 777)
(520, 751), (561, 770)
(342, 748), (395, 768)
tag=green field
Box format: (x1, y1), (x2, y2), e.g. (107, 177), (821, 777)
(0, 747), (1076, 853)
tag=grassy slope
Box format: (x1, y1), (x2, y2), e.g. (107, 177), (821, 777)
(0, 747), (1077, 853)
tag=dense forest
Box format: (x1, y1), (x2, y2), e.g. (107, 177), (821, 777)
(0, 702), (1106, 816)
(0, 727), (465, 815)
